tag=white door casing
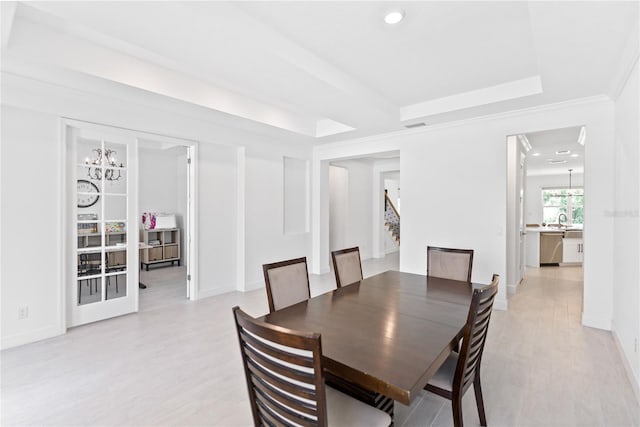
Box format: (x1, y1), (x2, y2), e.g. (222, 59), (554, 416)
(63, 119), (199, 329)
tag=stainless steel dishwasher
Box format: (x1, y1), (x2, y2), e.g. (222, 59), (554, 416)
(540, 232), (563, 264)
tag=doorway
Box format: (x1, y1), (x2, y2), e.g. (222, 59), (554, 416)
(507, 126), (585, 294)
(325, 152), (400, 271)
(63, 119), (198, 328)
(138, 141), (191, 312)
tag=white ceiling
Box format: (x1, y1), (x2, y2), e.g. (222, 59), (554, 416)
(1, 1), (637, 143)
(523, 126), (585, 176)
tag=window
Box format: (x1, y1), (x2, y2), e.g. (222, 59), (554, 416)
(542, 188), (584, 226)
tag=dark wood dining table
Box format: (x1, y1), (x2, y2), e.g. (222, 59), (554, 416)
(261, 270), (479, 406)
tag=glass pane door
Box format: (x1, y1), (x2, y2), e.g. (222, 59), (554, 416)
(71, 130), (137, 326)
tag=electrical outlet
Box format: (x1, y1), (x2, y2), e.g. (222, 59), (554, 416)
(18, 306), (29, 320)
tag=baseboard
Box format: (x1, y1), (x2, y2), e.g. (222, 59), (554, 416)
(1, 324), (62, 350)
(507, 282), (519, 295)
(242, 280), (265, 292)
(493, 297), (508, 311)
(197, 284), (236, 300)
(318, 266), (330, 275)
(612, 329), (640, 405)
(581, 313), (612, 331)
(385, 247), (399, 255)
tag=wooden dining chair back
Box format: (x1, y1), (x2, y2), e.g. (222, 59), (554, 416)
(331, 247), (363, 288)
(424, 274), (499, 427)
(427, 246), (474, 282)
(233, 306), (391, 427)
(263, 257), (311, 313)
(233, 306), (328, 426)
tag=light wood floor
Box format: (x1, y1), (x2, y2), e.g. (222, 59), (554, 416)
(139, 265), (188, 313)
(2, 254), (639, 426)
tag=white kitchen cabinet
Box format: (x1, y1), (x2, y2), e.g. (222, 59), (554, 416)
(526, 231), (540, 267)
(562, 238), (584, 263)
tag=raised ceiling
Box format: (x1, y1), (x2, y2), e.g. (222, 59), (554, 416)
(1, 1), (637, 143)
(524, 126), (585, 176)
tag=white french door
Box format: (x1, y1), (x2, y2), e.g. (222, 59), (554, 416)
(68, 125), (138, 327)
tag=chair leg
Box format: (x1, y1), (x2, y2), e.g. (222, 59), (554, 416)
(473, 376), (487, 426)
(452, 395), (464, 427)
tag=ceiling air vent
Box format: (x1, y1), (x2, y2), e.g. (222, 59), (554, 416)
(404, 122), (426, 129)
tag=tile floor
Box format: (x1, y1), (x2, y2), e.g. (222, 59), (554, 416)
(1, 254), (639, 426)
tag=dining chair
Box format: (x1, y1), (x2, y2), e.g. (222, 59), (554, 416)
(232, 306), (391, 427)
(427, 246), (474, 282)
(105, 253), (126, 298)
(331, 246), (363, 287)
(423, 274), (500, 427)
(78, 252), (102, 303)
(263, 257), (311, 313)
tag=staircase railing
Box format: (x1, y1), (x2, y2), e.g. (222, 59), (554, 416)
(384, 190), (400, 244)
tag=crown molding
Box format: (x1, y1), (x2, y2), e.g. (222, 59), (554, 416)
(315, 94), (612, 156)
(609, 15), (640, 101)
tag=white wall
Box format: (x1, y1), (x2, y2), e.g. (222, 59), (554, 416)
(244, 147), (311, 291)
(1, 106), (63, 347)
(613, 56), (640, 398)
(401, 126), (507, 303)
(330, 160), (374, 259)
(524, 173), (585, 225)
(139, 146), (184, 217)
(329, 165), (348, 252)
(198, 142), (240, 296)
(1, 72), (313, 348)
(314, 98), (616, 317)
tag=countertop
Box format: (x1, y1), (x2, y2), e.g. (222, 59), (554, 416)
(526, 226), (583, 233)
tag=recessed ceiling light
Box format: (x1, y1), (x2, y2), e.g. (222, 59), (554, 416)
(384, 9), (405, 24)
(555, 149), (571, 155)
(531, 152), (541, 157)
(570, 153), (579, 158)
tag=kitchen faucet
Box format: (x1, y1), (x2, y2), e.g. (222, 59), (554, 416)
(558, 212), (568, 228)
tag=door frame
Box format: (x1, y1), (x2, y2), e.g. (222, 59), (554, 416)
(506, 134), (528, 294)
(185, 143), (198, 300)
(506, 128), (586, 293)
(60, 118), (199, 331)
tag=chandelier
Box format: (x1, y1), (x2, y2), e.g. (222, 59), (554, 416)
(85, 148), (123, 181)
